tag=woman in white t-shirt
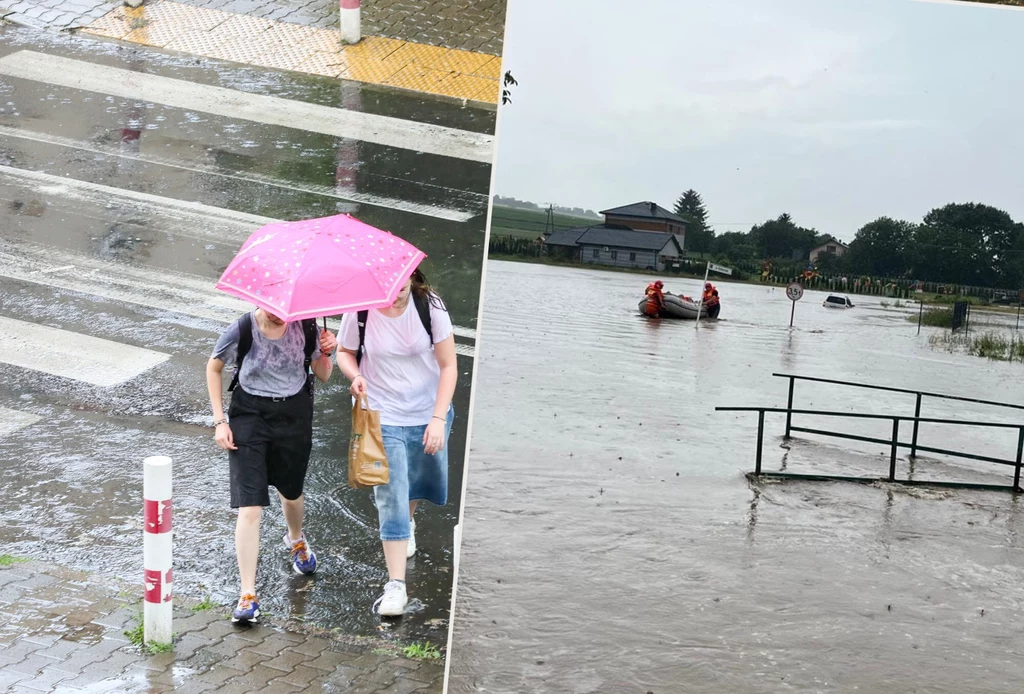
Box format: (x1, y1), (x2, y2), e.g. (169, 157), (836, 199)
(337, 268), (457, 616)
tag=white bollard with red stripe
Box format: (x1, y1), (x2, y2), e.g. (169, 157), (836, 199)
(143, 456), (173, 646)
(340, 0), (361, 44)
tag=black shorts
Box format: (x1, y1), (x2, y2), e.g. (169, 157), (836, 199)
(227, 387), (314, 508)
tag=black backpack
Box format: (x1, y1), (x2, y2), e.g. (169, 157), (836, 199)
(355, 292), (433, 367)
(227, 312), (318, 395)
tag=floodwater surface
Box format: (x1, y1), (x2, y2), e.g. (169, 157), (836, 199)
(448, 261), (1024, 693)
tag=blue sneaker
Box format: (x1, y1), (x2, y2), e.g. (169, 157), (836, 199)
(231, 593), (260, 625)
(284, 532), (317, 575)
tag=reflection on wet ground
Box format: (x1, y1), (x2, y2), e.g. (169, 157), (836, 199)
(449, 261), (1024, 693)
(0, 25), (488, 647)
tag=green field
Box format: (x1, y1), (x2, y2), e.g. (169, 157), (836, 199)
(488, 205), (599, 239)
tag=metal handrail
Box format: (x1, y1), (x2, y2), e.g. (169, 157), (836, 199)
(772, 372), (1024, 459)
(717, 407), (1024, 428)
(715, 406), (1024, 492)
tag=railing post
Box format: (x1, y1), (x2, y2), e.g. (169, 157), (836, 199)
(1014, 428), (1024, 493)
(784, 377), (795, 439)
(889, 419), (899, 482)
(755, 410), (765, 475)
(910, 393), (922, 459)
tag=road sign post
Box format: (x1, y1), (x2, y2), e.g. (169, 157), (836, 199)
(786, 282), (803, 328)
(1017, 289), (1023, 331)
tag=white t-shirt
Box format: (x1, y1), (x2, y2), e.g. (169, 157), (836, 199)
(339, 294), (454, 426)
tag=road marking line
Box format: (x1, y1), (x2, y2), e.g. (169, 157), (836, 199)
(0, 50), (494, 163)
(0, 125), (485, 222)
(0, 240), (477, 343)
(0, 168), (479, 345)
(0, 163), (273, 233)
(0, 315), (171, 387)
(0, 407), (41, 438)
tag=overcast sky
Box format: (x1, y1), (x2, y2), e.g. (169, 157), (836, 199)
(493, 0), (1024, 241)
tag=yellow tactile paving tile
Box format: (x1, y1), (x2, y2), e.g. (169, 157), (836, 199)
(340, 36), (406, 63)
(383, 42), (493, 75)
(250, 45), (318, 72)
(125, 0), (230, 32)
(472, 56), (503, 81)
(469, 76), (501, 104)
(122, 21), (188, 48)
(80, 0), (499, 104)
(292, 51), (346, 78)
(81, 5), (134, 38)
(262, 22), (332, 52)
(339, 57), (404, 86)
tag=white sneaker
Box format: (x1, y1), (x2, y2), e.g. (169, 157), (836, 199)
(373, 580), (408, 617)
(406, 518), (416, 558)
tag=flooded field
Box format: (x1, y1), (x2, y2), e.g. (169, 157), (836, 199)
(448, 260), (1024, 693)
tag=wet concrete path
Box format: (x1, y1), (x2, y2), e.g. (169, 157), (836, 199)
(0, 24), (490, 648)
(0, 560), (446, 692)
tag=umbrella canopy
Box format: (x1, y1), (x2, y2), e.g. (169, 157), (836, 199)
(215, 214), (425, 321)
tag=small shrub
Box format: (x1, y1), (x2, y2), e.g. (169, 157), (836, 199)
(972, 333), (1009, 360)
(910, 307), (954, 328)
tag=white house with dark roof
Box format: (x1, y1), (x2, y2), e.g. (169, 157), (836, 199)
(542, 201), (689, 271)
(809, 236), (849, 262)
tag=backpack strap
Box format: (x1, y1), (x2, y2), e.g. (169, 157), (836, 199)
(355, 293), (434, 368)
(227, 312), (253, 392)
(355, 310), (369, 366)
(301, 318), (317, 394)
(413, 291), (433, 345)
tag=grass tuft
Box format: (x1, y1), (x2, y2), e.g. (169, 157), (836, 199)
(191, 596), (218, 612)
(124, 611), (175, 654)
(402, 642), (442, 660)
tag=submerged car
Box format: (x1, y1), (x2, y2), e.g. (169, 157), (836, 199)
(823, 294), (854, 309)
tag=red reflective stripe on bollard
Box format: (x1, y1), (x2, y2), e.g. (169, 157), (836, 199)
(144, 499), (172, 533)
(144, 568), (162, 603)
(340, 0), (359, 8)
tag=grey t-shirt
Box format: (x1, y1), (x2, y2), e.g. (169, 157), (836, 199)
(212, 312), (322, 398)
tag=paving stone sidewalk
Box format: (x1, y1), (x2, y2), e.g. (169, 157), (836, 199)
(0, 0), (506, 54)
(0, 561), (444, 693)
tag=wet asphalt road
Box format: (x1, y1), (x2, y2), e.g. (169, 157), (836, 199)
(449, 261), (1024, 693)
(0, 24), (491, 647)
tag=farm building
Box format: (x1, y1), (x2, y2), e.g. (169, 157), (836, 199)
(542, 201), (689, 271)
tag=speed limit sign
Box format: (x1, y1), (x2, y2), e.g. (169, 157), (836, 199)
(786, 282), (803, 327)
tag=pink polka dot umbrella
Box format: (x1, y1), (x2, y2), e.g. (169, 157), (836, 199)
(215, 214), (426, 321)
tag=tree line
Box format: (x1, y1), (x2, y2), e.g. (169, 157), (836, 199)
(673, 190), (1024, 290)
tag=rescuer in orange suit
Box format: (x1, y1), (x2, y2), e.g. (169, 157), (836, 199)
(703, 282), (721, 319)
(644, 281), (666, 317)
